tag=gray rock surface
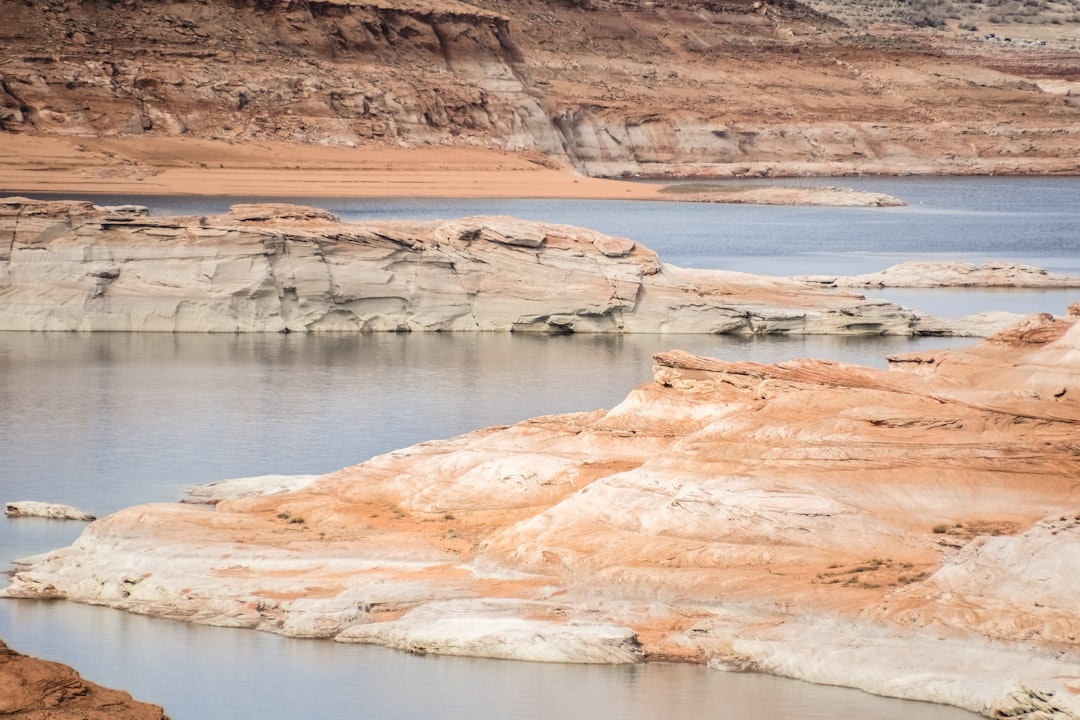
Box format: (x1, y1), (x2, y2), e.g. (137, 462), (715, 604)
(0, 197), (924, 335)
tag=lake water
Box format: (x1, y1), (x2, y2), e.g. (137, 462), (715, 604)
(3, 177), (1078, 719)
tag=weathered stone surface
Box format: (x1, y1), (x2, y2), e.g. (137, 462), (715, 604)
(181, 475), (323, 505)
(5, 501), (96, 521)
(796, 261), (1080, 288)
(0, 638), (168, 720)
(335, 599), (643, 663)
(1, 0), (1079, 178)
(6, 312), (1080, 717)
(0, 197), (928, 335)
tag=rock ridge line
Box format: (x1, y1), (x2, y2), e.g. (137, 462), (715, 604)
(1, 196), (934, 334)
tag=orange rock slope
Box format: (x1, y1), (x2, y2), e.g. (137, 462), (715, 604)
(0, 639), (168, 720)
(5, 309), (1080, 717)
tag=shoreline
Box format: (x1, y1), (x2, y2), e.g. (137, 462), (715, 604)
(0, 134), (666, 201)
(3, 134), (1073, 203)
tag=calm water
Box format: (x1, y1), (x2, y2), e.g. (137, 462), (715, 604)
(4, 177), (1078, 719)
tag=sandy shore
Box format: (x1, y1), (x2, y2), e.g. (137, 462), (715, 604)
(0, 134), (914, 207)
(0, 134), (667, 200)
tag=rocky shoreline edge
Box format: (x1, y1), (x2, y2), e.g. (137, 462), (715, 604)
(0, 638), (168, 720)
(4, 197), (1076, 336)
(5, 308), (1080, 718)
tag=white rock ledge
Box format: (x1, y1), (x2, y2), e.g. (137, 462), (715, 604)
(0, 196), (956, 335)
(5, 501), (95, 521)
(795, 260), (1080, 288)
(335, 599), (643, 663)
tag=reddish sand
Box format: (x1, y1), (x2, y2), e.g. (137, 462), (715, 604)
(0, 134), (666, 200)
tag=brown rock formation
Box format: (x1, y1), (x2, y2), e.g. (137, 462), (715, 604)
(0, 639), (167, 720)
(1, 0), (1079, 178)
(6, 310), (1080, 716)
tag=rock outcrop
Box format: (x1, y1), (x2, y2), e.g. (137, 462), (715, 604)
(660, 184), (907, 207)
(6, 310), (1080, 717)
(797, 260), (1080, 288)
(5, 501), (96, 521)
(2, 0), (1079, 177)
(0, 197), (924, 334)
(0, 638), (167, 720)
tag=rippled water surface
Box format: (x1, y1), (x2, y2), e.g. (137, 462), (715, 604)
(4, 178), (1078, 719)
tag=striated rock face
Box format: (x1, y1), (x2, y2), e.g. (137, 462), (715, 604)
(0, 197), (922, 334)
(796, 260), (1080, 288)
(2, 0), (1079, 177)
(6, 311), (1080, 717)
(0, 638), (168, 720)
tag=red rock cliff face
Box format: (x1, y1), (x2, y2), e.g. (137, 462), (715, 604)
(3, 0), (1079, 176)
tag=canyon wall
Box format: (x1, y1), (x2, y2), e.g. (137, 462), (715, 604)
(3, 0), (1079, 176)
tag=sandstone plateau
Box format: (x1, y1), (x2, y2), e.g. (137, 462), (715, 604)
(0, 196), (939, 334)
(6, 309), (1080, 717)
(2, 0), (1080, 192)
(0, 638), (168, 720)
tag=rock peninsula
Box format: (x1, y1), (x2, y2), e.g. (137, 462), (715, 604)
(0, 197), (928, 334)
(6, 308), (1080, 717)
(0, 638), (167, 720)
(5, 501), (96, 521)
(796, 260), (1080, 288)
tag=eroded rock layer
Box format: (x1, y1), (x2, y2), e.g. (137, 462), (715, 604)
(796, 261), (1080, 288)
(6, 312), (1080, 717)
(0, 197), (921, 334)
(2, 0), (1079, 177)
(0, 638), (167, 720)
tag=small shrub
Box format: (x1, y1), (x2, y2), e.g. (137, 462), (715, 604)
(932, 524), (949, 534)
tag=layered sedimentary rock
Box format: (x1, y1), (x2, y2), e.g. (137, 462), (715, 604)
(797, 260), (1080, 288)
(6, 310), (1080, 717)
(2, 0), (1079, 177)
(0, 197), (922, 334)
(0, 638), (167, 720)
(5, 501), (96, 521)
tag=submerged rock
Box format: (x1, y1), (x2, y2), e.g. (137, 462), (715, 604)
(5, 310), (1080, 717)
(0, 197), (927, 334)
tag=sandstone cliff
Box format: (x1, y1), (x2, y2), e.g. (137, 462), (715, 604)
(0, 197), (923, 334)
(2, 0), (1079, 177)
(0, 639), (167, 720)
(6, 310), (1080, 717)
